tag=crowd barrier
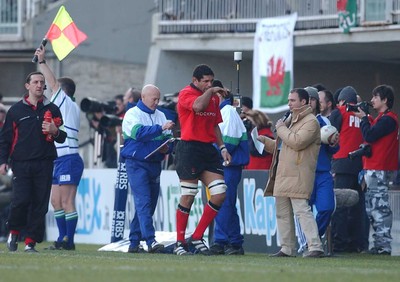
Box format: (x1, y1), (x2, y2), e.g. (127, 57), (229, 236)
(45, 169), (400, 255)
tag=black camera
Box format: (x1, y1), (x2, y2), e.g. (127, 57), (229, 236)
(80, 97), (116, 114)
(348, 143), (372, 159)
(346, 101), (371, 115)
(100, 114), (123, 127)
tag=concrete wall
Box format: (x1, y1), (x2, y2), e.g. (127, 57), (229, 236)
(153, 51), (252, 96)
(32, 0), (155, 64)
(150, 50), (400, 118)
(42, 56), (146, 167)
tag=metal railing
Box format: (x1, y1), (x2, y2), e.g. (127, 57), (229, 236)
(157, 0), (400, 34)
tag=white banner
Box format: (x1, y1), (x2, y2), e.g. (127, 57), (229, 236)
(253, 13), (297, 113)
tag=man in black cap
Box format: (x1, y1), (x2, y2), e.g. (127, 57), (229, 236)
(329, 86), (367, 253)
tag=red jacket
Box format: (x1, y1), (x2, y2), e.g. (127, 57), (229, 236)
(364, 111), (399, 171)
(246, 127), (273, 170)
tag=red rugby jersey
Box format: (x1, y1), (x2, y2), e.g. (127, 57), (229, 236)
(177, 84), (222, 143)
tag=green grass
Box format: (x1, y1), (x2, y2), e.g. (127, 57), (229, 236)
(1, 243), (399, 282)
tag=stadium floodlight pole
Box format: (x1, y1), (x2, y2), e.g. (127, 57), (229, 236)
(234, 51), (242, 95)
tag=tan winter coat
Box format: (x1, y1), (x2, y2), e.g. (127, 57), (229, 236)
(259, 105), (320, 199)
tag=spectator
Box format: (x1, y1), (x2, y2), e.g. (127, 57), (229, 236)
(241, 96), (253, 114)
(114, 94), (126, 118)
(318, 89), (336, 118)
(124, 87), (141, 111)
(0, 103), (6, 129)
(0, 103), (11, 241)
(244, 109), (274, 170)
(312, 83), (327, 92)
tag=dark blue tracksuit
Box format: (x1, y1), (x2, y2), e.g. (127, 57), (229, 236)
(310, 115), (339, 236)
(213, 101), (249, 248)
(120, 100), (173, 248)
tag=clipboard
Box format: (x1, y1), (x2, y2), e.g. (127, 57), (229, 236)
(144, 138), (176, 159)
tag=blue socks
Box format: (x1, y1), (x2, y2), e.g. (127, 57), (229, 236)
(54, 209), (66, 242)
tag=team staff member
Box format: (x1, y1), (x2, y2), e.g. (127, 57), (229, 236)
(173, 64), (231, 256)
(306, 87), (339, 237)
(36, 46), (84, 251)
(354, 85), (398, 255)
(0, 71), (66, 252)
(121, 84), (174, 253)
(209, 80), (249, 255)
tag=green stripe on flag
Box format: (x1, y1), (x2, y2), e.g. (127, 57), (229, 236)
(260, 71), (291, 108)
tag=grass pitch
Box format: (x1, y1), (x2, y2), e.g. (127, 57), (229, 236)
(0, 243), (399, 282)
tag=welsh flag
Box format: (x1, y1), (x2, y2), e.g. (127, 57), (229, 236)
(45, 6), (87, 61)
(338, 0), (357, 33)
(253, 13), (297, 113)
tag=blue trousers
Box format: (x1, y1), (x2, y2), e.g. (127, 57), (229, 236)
(125, 159), (161, 247)
(309, 171), (335, 237)
(214, 166), (243, 247)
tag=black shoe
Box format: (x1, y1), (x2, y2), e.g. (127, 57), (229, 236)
(209, 244), (225, 255)
(128, 245), (145, 253)
(62, 241), (75, 251)
(148, 241), (164, 253)
(269, 251), (294, 257)
(224, 245), (244, 255)
(173, 241), (192, 256)
(25, 243), (38, 253)
(7, 233), (18, 252)
(187, 237), (211, 255)
(304, 250), (324, 258)
(46, 241), (63, 250)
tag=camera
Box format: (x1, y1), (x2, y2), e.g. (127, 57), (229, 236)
(348, 143), (372, 159)
(80, 97), (116, 114)
(346, 101), (371, 115)
(100, 114), (123, 127)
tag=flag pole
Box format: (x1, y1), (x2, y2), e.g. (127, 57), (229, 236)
(233, 51), (242, 112)
(32, 38), (48, 63)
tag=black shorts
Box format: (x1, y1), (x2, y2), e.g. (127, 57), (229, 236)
(174, 140), (224, 180)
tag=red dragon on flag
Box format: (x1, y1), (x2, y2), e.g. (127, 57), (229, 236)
(266, 56), (285, 96)
(337, 0), (347, 11)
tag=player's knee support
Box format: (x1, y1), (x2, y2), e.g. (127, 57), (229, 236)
(208, 179), (227, 196)
(180, 182), (199, 196)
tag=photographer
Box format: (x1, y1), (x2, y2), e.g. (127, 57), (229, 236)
(81, 98), (119, 168)
(329, 86), (367, 253)
(353, 85), (399, 255)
